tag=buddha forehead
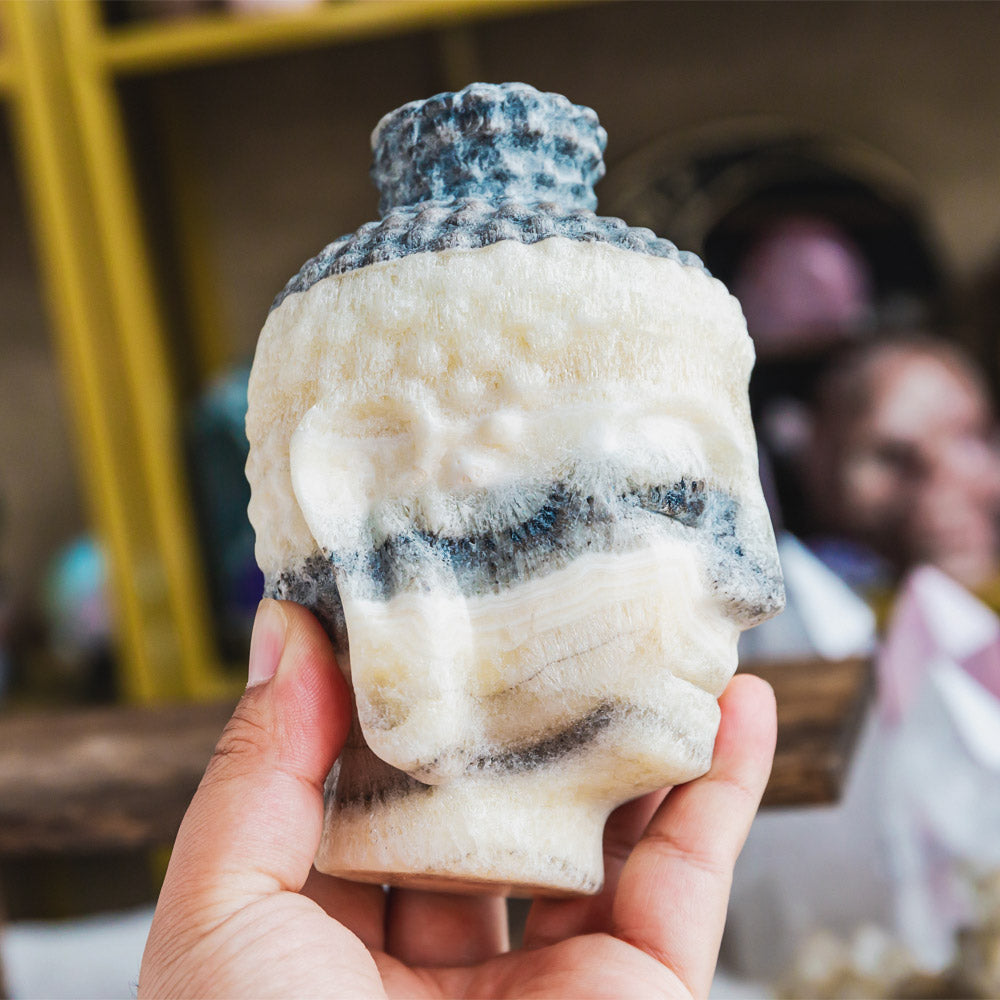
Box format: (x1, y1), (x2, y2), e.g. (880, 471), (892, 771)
(250, 241), (759, 557)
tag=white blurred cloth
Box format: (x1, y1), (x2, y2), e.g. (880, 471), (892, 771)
(725, 565), (1000, 983)
(1, 906), (153, 1000)
(738, 533), (877, 663)
(879, 568), (1000, 970)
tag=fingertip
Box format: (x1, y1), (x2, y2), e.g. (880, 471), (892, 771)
(717, 672), (778, 763)
(722, 670), (775, 710)
(268, 600), (353, 776)
(609, 671), (778, 996)
(269, 598), (336, 668)
(247, 598), (288, 687)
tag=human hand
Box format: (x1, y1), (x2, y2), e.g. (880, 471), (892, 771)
(139, 599), (776, 999)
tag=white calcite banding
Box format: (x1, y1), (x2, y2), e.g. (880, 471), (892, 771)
(246, 84), (784, 896)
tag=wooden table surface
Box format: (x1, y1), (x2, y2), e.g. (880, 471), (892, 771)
(0, 656), (871, 857)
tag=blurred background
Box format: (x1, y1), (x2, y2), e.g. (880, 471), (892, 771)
(1, 0), (999, 997)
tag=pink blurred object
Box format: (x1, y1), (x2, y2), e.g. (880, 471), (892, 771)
(878, 565), (1000, 725)
(877, 566), (1000, 970)
(225, 0), (323, 13)
(733, 215), (874, 357)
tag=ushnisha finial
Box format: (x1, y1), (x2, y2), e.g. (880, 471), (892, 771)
(371, 82), (607, 216)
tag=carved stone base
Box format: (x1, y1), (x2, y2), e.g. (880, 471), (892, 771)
(315, 743), (611, 897)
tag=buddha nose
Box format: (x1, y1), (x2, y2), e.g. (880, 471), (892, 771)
(340, 566), (475, 784)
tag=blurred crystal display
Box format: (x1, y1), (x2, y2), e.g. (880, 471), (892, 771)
(246, 83), (784, 895)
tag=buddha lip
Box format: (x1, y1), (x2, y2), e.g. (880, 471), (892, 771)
(402, 688), (713, 782)
(481, 628), (648, 698)
(473, 625), (724, 701)
(471, 702), (617, 774)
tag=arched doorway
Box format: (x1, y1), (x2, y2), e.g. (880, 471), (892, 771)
(601, 117), (948, 330)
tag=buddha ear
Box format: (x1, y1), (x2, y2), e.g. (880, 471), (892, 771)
(289, 399), (374, 557)
(344, 584), (476, 783)
(288, 395), (477, 782)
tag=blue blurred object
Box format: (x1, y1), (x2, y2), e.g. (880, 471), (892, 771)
(40, 535), (115, 700)
(43, 536), (112, 661)
(807, 535), (894, 595)
(187, 364), (264, 656)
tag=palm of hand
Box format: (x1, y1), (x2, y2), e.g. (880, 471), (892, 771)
(198, 887), (692, 1000)
(152, 812), (704, 1000)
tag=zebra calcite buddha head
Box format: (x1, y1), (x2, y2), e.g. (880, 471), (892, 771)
(246, 83), (784, 896)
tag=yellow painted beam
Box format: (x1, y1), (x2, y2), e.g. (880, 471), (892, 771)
(58, 0), (231, 700)
(94, 0), (577, 76)
(0, 4), (16, 95)
(3, 0), (171, 702)
(0, 55), (14, 95)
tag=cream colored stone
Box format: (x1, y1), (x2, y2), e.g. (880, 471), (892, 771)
(246, 236), (783, 895)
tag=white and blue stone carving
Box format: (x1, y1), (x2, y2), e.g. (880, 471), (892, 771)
(246, 83), (783, 896)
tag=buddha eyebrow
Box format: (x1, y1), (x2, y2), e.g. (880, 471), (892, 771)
(270, 472), (781, 636)
(358, 478), (710, 598)
(268, 477), (712, 612)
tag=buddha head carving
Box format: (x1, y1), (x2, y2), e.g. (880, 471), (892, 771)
(246, 84), (784, 895)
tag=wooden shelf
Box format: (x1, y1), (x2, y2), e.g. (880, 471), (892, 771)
(0, 657), (872, 857)
(0, 698), (235, 856)
(91, 0), (572, 76)
(747, 656), (872, 809)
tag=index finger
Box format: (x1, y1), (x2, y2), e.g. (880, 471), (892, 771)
(611, 673), (777, 999)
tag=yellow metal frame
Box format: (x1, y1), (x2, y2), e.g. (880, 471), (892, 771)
(2, 0), (584, 704)
(0, 53), (14, 96)
(3, 1), (206, 702)
(4, 0), (223, 702)
(59, 0), (223, 700)
(95, 0), (566, 75)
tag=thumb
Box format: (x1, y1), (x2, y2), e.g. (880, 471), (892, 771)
(161, 599), (351, 907)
